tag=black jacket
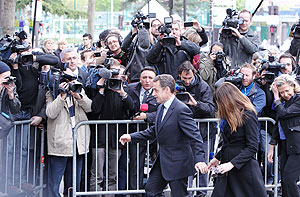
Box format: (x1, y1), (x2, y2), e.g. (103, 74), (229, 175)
(146, 39), (200, 79)
(91, 89), (134, 148)
(0, 87), (21, 117)
(213, 110), (267, 197)
(183, 73), (215, 140)
(126, 82), (158, 132)
(270, 94), (300, 155)
(122, 28), (152, 82)
(11, 52), (60, 112)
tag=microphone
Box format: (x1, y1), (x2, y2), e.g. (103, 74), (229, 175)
(98, 68), (112, 79)
(140, 103), (149, 112)
(132, 103), (149, 120)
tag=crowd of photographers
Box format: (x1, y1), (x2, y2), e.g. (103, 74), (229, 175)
(0, 7), (300, 197)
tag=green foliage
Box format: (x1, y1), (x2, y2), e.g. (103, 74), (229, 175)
(236, 0), (245, 11)
(16, 0), (86, 19)
(95, 0), (123, 12)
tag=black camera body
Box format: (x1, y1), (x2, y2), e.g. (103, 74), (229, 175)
(175, 81), (190, 103)
(131, 11), (156, 30)
(291, 19), (300, 39)
(39, 68), (83, 98)
(258, 56), (285, 84)
(158, 17), (176, 47)
(0, 31), (30, 61)
(215, 50), (226, 63)
(3, 76), (16, 85)
(19, 54), (33, 66)
(224, 71), (244, 89)
(222, 8), (244, 36)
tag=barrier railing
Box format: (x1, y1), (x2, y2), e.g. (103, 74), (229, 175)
(72, 117), (277, 196)
(0, 120), (45, 197)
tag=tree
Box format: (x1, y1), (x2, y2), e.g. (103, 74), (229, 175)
(0, 0), (17, 36)
(16, 0), (86, 19)
(88, 0), (95, 36)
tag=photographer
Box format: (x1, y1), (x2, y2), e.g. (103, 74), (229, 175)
(0, 61), (21, 194)
(177, 61), (214, 197)
(105, 33), (129, 67)
(5, 36), (59, 189)
(149, 19), (162, 45)
(146, 20), (200, 79)
(122, 12), (151, 82)
(240, 63), (266, 115)
(198, 42), (229, 94)
(61, 48), (88, 86)
(89, 62), (134, 195)
(278, 53), (295, 76)
(219, 9), (260, 68)
(77, 33), (96, 53)
(46, 71), (92, 197)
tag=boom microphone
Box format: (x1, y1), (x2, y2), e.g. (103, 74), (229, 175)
(98, 68), (112, 79)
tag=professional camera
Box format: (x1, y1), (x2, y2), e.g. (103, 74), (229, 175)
(215, 50), (226, 63)
(258, 56), (285, 84)
(158, 17), (176, 47)
(2, 76), (16, 85)
(39, 68), (83, 98)
(19, 54), (33, 66)
(175, 81), (190, 103)
(224, 69), (244, 88)
(222, 8), (244, 36)
(131, 11), (156, 30)
(0, 31), (30, 61)
(291, 19), (300, 39)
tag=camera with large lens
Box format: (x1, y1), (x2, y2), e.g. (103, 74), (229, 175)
(222, 8), (244, 37)
(0, 31), (30, 62)
(258, 55), (285, 84)
(2, 76), (16, 85)
(59, 72), (83, 93)
(131, 11), (156, 30)
(158, 17), (176, 47)
(175, 80), (190, 103)
(215, 50), (226, 63)
(224, 70), (244, 88)
(19, 54), (33, 66)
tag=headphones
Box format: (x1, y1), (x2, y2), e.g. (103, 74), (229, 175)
(104, 33), (122, 48)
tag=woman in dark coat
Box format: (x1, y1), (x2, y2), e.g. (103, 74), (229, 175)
(208, 82), (267, 197)
(268, 74), (300, 197)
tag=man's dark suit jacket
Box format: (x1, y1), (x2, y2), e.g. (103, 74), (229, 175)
(130, 97), (205, 181)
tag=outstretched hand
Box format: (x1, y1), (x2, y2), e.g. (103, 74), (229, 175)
(119, 134), (131, 145)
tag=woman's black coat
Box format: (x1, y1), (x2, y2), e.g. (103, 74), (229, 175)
(212, 110), (267, 197)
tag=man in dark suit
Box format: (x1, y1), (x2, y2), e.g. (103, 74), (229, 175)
(126, 67), (158, 196)
(120, 74), (208, 196)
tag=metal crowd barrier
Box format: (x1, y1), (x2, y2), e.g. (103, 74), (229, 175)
(0, 120), (45, 197)
(72, 117), (278, 196)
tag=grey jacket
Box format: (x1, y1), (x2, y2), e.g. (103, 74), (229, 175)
(220, 29), (260, 68)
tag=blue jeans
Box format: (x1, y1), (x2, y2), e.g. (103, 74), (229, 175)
(2, 110), (31, 187)
(48, 155), (83, 197)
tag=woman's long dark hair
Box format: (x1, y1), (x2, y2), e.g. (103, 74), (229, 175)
(215, 82), (256, 132)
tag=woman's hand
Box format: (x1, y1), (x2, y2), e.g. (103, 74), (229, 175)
(268, 144), (274, 163)
(271, 83), (280, 101)
(208, 158), (220, 170)
(216, 162), (234, 174)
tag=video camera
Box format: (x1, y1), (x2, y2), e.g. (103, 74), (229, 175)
(258, 56), (285, 84)
(175, 81), (190, 103)
(224, 69), (244, 89)
(158, 17), (176, 47)
(222, 8), (244, 36)
(39, 68), (83, 99)
(0, 31), (30, 62)
(131, 11), (156, 30)
(291, 19), (300, 39)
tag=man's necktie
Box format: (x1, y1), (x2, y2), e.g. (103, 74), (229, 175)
(157, 105), (165, 128)
(142, 90), (149, 104)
